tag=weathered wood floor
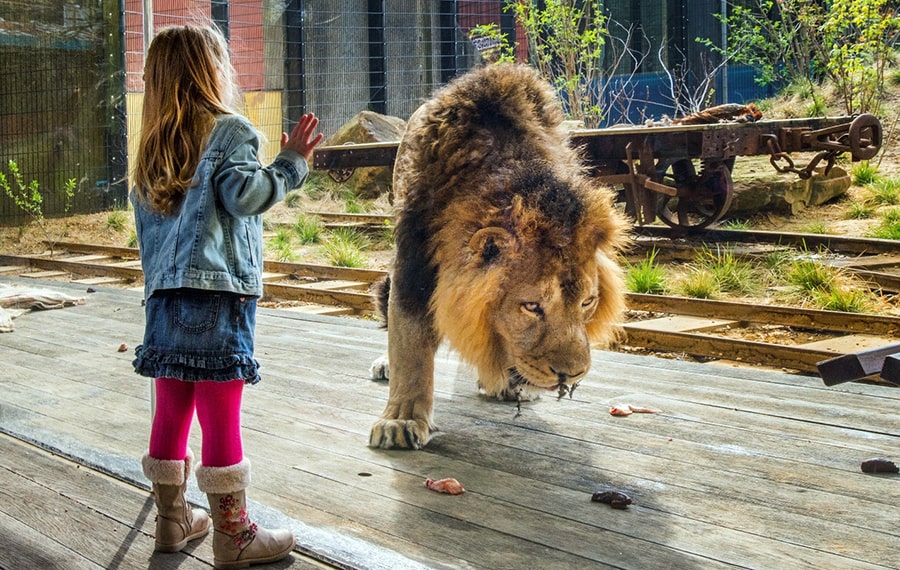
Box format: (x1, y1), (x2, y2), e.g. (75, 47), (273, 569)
(0, 276), (898, 570)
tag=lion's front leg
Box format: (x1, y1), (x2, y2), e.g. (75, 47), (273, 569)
(369, 303), (439, 450)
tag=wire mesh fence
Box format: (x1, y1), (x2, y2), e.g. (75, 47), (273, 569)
(0, 0), (769, 224)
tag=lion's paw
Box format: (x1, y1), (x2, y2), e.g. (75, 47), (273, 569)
(369, 355), (390, 382)
(369, 418), (433, 450)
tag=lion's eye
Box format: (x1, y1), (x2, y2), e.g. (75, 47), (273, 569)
(521, 301), (543, 316)
(582, 296), (597, 309)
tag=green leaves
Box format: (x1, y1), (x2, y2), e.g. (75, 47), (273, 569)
(505, 0), (608, 127)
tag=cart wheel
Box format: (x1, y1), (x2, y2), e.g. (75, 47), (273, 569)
(848, 114), (882, 161)
(656, 159), (734, 230)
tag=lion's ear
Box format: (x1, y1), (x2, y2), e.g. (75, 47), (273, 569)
(468, 227), (514, 265)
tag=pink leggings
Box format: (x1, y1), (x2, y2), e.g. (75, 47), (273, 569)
(149, 377), (244, 467)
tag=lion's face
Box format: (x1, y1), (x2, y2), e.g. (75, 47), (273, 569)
(492, 259), (598, 393)
(432, 219), (623, 399)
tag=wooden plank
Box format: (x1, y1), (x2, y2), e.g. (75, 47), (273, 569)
(634, 226), (900, 256)
(2, 277), (898, 570)
(312, 279), (371, 291)
(0, 435), (332, 570)
(800, 334), (893, 353)
(0, 254), (143, 280)
(244, 374), (899, 568)
(627, 315), (739, 332)
(816, 342), (900, 386)
(263, 260), (386, 283)
(310, 211), (393, 225)
(49, 242), (140, 259)
(263, 282), (374, 313)
(621, 326), (837, 373)
(262, 271), (290, 281)
(64, 254), (112, 263)
(0, 514), (101, 570)
(107, 260), (144, 268)
(71, 276), (127, 286)
(280, 304), (356, 316)
(0, 436), (181, 569)
(626, 293), (900, 336)
(834, 253), (900, 270)
(21, 270), (69, 279)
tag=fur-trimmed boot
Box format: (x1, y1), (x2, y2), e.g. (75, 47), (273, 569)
(142, 449), (210, 552)
(195, 458), (295, 569)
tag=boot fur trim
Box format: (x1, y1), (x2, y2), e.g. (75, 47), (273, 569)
(195, 458), (252, 494)
(142, 448), (195, 486)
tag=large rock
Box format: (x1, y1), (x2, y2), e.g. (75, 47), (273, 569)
(728, 157), (851, 216)
(326, 111), (406, 199)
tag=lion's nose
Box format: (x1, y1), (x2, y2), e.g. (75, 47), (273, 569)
(551, 367), (584, 384)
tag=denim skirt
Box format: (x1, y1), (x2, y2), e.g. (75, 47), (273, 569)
(133, 288), (261, 384)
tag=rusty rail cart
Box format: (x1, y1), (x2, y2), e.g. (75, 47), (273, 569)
(313, 112), (883, 230)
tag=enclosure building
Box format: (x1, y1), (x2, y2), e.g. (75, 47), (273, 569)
(0, 0), (767, 222)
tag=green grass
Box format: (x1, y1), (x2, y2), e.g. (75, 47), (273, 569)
(804, 94), (827, 118)
(293, 214), (323, 244)
(786, 259), (836, 292)
(868, 220), (900, 240)
(300, 171), (356, 202)
(345, 196), (369, 214)
(284, 189), (306, 208)
(810, 286), (872, 313)
(372, 220), (395, 249)
(322, 227), (368, 267)
(720, 218), (751, 230)
(796, 221), (832, 235)
(694, 246), (759, 295)
(760, 249), (793, 272)
(852, 161), (879, 186)
(106, 209), (129, 232)
(676, 268), (719, 299)
(844, 201), (875, 219)
(889, 68), (900, 87)
(868, 176), (900, 206)
(624, 249), (667, 294)
(266, 227), (297, 261)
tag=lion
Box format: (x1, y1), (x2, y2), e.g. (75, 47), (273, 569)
(368, 63), (628, 450)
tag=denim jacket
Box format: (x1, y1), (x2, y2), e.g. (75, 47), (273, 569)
(132, 113), (308, 299)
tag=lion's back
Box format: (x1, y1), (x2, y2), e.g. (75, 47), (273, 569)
(393, 64), (578, 208)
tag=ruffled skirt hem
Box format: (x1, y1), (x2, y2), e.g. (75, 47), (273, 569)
(133, 346), (261, 384)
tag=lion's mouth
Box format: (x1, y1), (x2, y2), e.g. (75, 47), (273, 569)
(508, 368), (580, 400)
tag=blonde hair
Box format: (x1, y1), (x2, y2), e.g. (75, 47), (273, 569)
(132, 24), (240, 215)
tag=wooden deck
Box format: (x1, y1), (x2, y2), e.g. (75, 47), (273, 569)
(0, 276), (898, 570)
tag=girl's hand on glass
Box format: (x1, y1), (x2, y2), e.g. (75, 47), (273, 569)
(281, 113), (324, 160)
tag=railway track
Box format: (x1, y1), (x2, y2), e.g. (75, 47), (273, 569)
(309, 213), (900, 292)
(3, 236), (900, 380)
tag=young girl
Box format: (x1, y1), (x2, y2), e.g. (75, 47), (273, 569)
(132, 24), (323, 568)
